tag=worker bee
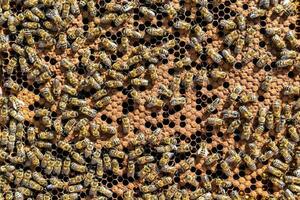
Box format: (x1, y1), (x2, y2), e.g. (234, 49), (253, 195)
(225, 150), (241, 165)
(190, 37), (203, 54)
(78, 106), (96, 118)
(276, 59), (294, 68)
(240, 93), (258, 104)
(128, 66), (146, 78)
(259, 0), (270, 8)
(227, 119), (241, 134)
(193, 24), (207, 42)
(239, 106), (253, 120)
(243, 154), (257, 171)
(190, 188), (205, 199)
(210, 68), (227, 79)
(160, 3), (177, 19)
(200, 7), (213, 22)
(102, 153), (112, 171)
(207, 117), (223, 126)
(284, 189), (296, 200)
(247, 142), (260, 159)
(131, 78), (149, 86)
(170, 96), (186, 106)
(146, 27), (166, 37)
(95, 96), (111, 109)
(249, 9), (266, 18)
(9, 110), (25, 122)
(234, 37), (245, 54)
(222, 49), (236, 64)
(235, 14), (246, 30)
(147, 64), (158, 82)
(224, 30), (239, 46)
(283, 85), (300, 96)
(174, 20), (192, 30)
(196, 142), (209, 158)
(70, 162), (86, 173)
(222, 110), (240, 119)
(193, 70), (208, 86)
(137, 155), (155, 165)
(56, 33), (68, 50)
(271, 34), (286, 49)
(220, 19), (237, 31)
(4, 79), (22, 93)
(220, 160), (233, 176)
(260, 76), (272, 91)
(61, 58), (76, 71)
(139, 6), (156, 18)
(288, 184), (300, 193)
(285, 31), (299, 49)
(280, 148), (293, 163)
(207, 48), (223, 64)
(105, 80), (123, 88)
(101, 38), (118, 52)
(174, 57), (192, 69)
(267, 165), (284, 177)
(205, 153), (220, 166)
(287, 125), (299, 142)
(280, 49), (298, 59)
(272, 159), (289, 171)
(125, 160), (136, 178)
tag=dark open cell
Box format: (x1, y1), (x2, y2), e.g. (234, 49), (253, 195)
(288, 71), (295, 78)
(234, 62), (242, 69)
(242, 4), (248, 10)
(259, 41), (266, 47)
(264, 65), (271, 72)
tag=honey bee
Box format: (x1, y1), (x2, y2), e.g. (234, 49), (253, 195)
(205, 153), (220, 166)
(4, 79), (22, 93)
(207, 117), (223, 126)
(220, 19), (237, 31)
(219, 160), (232, 176)
(224, 30), (239, 46)
(190, 188), (205, 200)
(222, 49), (236, 64)
(130, 78), (148, 86)
(243, 154), (257, 171)
(226, 150), (241, 165)
(280, 49), (298, 59)
(226, 119), (241, 134)
(56, 33), (68, 50)
(139, 6), (156, 18)
(267, 165), (284, 178)
(280, 147), (293, 163)
(190, 37), (203, 54)
(207, 48), (223, 64)
(285, 31), (299, 49)
(147, 64), (158, 82)
(174, 20), (192, 30)
(284, 189), (296, 200)
(128, 66), (145, 79)
(103, 153), (112, 171)
(101, 38), (117, 52)
(200, 7), (213, 22)
(249, 9), (266, 18)
(272, 159), (289, 172)
(288, 184), (300, 193)
(235, 14), (246, 30)
(222, 110), (240, 119)
(137, 155), (155, 165)
(61, 58), (76, 71)
(170, 96), (186, 106)
(271, 34), (286, 49)
(111, 159), (121, 175)
(196, 142), (209, 158)
(276, 58), (294, 68)
(174, 57), (192, 69)
(70, 162), (87, 173)
(191, 24), (207, 42)
(239, 106), (253, 120)
(160, 3), (177, 19)
(146, 27), (166, 37)
(283, 85), (300, 96)
(94, 96), (111, 109)
(126, 160), (136, 178)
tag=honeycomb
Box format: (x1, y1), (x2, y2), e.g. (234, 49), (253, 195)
(0, 0), (299, 199)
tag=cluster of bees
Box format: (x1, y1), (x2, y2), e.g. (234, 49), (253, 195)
(0, 0), (299, 199)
